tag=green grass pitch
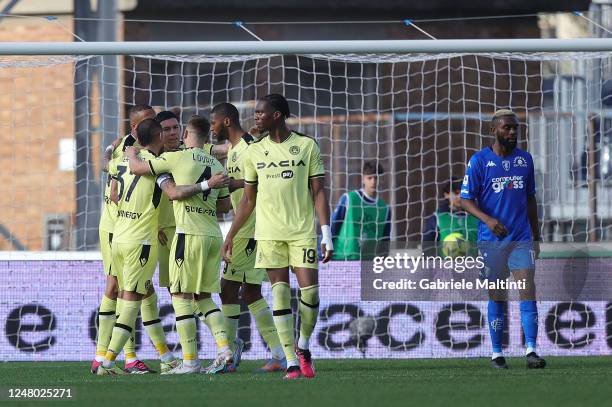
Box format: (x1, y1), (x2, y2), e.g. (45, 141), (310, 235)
(0, 357), (609, 406)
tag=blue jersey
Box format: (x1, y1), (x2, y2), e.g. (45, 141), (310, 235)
(460, 146), (536, 242)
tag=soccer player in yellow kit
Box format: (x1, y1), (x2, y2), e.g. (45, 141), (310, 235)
(210, 102), (285, 373)
(223, 94), (334, 380)
(98, 119), (176, 375)
(127, 116), (233, 375)
(156, 111), (226, 291)
(93, 105), (177, 374)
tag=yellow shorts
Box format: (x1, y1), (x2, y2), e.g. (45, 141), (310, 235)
(255, 239), (318, 270)
(99, 229), (116, 276)
(170, 233), (222, 294)
(157, 226), (175, 288)
(223, 237), (267, 284)
(112, 241), (157, 294)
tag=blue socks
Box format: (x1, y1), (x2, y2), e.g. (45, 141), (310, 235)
(487, 300), (505, 354)
(520, 300), (538, 350)
(488, 300), (538, 355)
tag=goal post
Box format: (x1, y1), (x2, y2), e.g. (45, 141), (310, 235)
(0, 40), (611, 361)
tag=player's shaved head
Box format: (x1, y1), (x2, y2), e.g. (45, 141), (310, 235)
(211, 102), (240, 125)
(129, 104), (155, 124)
(136, 118), (161, 147)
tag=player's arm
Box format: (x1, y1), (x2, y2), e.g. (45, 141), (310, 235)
(157, 173), (229, 201)
(229, 178), (244, 193)
(109, 178), (119, 204)
(311, 176), (333, 263)
(460, 155), (508, 238)
(460, 199), (507, 238)
(526, 153), (540, 258)
(211, 143), (229, 160)
(102, 137), (123, 172)
(308, 141), (333, 262)
(125, 146), (153, 176)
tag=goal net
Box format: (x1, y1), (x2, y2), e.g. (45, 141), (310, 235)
(0, 49), (610, 361)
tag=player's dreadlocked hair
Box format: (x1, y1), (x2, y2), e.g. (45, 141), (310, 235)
(262, 93), (290, 119)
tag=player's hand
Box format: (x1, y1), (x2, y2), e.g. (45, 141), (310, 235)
(321, 244), (333, 263)
(125, 146), (140, 158)
(222, 236), (233, 263)
(158, 230), (168, 246)
(532, 239), (541, 260)
(208, 172), (230, 189)
(485, 218), (508, 238)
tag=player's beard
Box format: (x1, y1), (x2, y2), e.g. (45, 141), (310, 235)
(498, 134), (517, 149)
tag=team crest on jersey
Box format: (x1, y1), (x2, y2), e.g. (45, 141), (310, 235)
(513, 156), (528, 168)
(502, 160), (510, 171)
(144, 280), (152, 291)
(231, 151), (237, 162)
(289, 145), (300, 155)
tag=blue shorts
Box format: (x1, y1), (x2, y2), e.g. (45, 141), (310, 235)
(477, 241), (535, 280)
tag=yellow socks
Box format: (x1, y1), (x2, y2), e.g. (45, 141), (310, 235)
(222, 303), (240, 351)
(197, 298), (230, 352)
(104, 299), (141, 367)
(116, 297), (137, 363)
(298, 285), (319, 350)
(172, 296), (198, 364)
(141, 293), (172, 360)
(271, 282), (297, 367)
(95, 295), (116, 361)
(248, 298), (284, 360)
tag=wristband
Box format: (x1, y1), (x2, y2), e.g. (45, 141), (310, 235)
(199, 180), (210, 191)
(321, 224), (332, 241)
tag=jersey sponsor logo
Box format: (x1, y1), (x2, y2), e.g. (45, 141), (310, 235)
(256, 159), (306, 169)
(491, 175), (524, 193)
(462, 175), (469, 186)
(513, 156), (528, 168)
(227, 166), (240, 175)
(117, 210), (142, 219)
(185, 205), (216, 216)
(289, 145), (300, 155)
(281, 170), (294, 179)
(502, 160), (510, 171)
(486, 161), (496, 167)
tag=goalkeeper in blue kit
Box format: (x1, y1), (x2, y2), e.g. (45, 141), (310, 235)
(460, 109), (546, 369)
